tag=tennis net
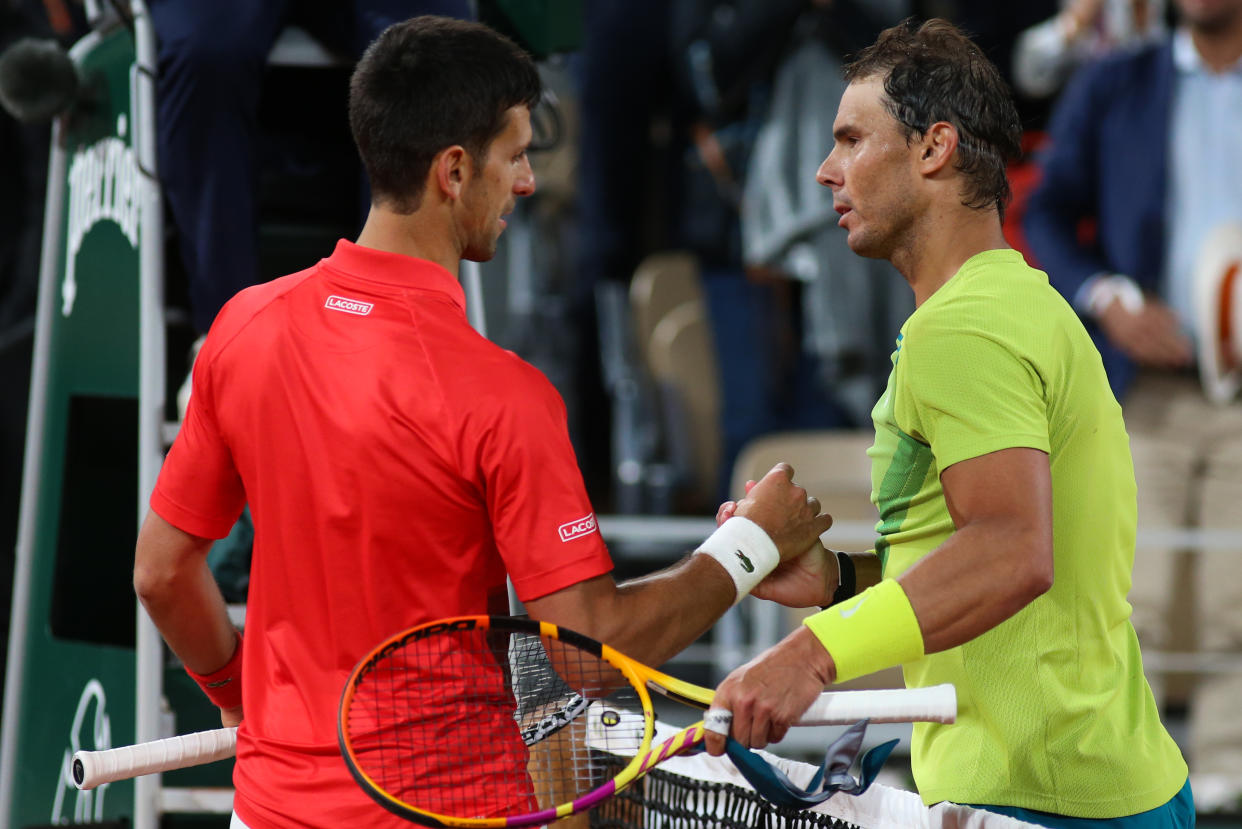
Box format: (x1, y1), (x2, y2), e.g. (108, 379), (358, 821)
(587, 739), (1040, 829)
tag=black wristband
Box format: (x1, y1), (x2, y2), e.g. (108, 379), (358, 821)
(821, 551), (856, 609)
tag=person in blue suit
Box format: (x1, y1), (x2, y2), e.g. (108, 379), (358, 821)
(1024, 0), (1242, 806)
(150, 0), (473, 336)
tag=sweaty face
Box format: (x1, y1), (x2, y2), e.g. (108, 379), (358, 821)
(816, 78), (921, 260)
(460, 105), (536, 262)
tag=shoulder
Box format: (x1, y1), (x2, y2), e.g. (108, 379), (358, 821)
(908, 261), (1064, 347)
(431, 330), (566, 419)
(197, 268), (316, 366)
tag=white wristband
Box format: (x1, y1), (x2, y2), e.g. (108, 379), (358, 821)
(695, 516), (781, 605)
(1084, 274), (1144, 317)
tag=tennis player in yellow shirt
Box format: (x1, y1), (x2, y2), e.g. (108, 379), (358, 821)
(705, 18), (1192, 828)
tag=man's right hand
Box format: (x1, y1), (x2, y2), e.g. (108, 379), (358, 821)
(731, 463), (834, 563)
(1097, 296), (1193, 368)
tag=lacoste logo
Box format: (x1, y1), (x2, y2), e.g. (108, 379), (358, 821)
(325, 295), (374, 316)
(734, 550), (755, 573)
(841, 597), (867, 619)
(558, 513), (598, 542)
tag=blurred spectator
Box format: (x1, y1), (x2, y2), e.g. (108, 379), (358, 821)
(570, 0), (676, 504)
(668, 0), (854, 502)
(740, 0), (912, 427)
(671, 0), (807, 490)
(1013, 0), (1166, 99)
(1024, 0), (1242, 805)
(150, 0), (472, 338)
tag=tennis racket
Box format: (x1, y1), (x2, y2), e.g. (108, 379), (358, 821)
(338, 614), (956, 827)
(70, 615), (955, 797)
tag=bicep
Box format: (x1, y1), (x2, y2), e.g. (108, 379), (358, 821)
(940, 447), (1053, 540)
(898, 448), (1054, 653)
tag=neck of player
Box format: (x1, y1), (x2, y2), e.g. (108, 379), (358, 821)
(892, 206), (1012, 308)
(355, 204), (464, 279)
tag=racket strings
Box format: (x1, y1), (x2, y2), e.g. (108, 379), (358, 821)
(342, 623), (646, 822)
(511, 632), (648, 812)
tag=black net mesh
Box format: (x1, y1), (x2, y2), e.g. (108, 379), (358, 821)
(588, 753), (864, 829)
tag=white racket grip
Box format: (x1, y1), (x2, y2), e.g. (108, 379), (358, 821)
(796, 684), (956, 725)
(72, 727), (238, 790)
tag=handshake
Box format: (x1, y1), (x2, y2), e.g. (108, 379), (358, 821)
(694, 461), (868, 611)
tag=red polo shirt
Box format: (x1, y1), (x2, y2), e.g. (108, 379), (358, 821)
(151, 240), (614, 827)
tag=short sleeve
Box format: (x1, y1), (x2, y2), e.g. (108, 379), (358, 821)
(474, 366), (614, 602)
(896, 320), (1050, 472)
(149, 343), (246, 539)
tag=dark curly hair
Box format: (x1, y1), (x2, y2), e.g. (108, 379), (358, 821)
(845, 18), (1022, 220)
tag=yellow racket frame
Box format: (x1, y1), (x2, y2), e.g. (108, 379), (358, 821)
(339, 615), (718, 828)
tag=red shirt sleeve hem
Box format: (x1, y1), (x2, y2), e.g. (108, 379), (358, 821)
(150, 486), (240, 540)
(511, 554), (614, 603)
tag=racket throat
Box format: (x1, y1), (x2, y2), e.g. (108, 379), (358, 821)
(645, 680), (709, 710)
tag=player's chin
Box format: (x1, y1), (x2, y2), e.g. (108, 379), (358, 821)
(845, 230), (887, 261)
(462, 240), (500, 263)
(844, 228), (869, 254)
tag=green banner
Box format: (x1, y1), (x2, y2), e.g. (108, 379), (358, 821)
(6, 24), (144, 827)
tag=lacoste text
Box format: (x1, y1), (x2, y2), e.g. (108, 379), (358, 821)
(558, 514), (599, 542)
(325, 295), (374, 316)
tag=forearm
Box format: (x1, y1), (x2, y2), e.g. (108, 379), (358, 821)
(137, 561), (237, 673)
(526, 462), (833, 665)
(526, 554), (735, 666)
(133, 511), (237, 675)
(898, 520), (1052, 654)
(613, 555), (738, 664)
(803, 524), (1050, 682)
(805, 517), (1050, 683)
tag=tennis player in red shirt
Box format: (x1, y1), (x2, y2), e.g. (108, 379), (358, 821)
(133, 16), (833, 828)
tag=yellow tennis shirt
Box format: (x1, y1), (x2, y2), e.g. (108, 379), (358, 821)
(866, 249), (1186, 816)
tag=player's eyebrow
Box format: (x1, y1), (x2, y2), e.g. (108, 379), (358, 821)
(833, 123), (857, 142)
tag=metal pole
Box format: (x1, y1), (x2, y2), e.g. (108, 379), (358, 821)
(131, 4), (166, 827)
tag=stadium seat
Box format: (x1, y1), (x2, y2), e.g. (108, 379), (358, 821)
(646, 300), (721, 512)
(629, 251), (702, 367)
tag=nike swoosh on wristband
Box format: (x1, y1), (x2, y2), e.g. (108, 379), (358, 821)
(734, 550), (755, 573)
(840, 597), (867, 619)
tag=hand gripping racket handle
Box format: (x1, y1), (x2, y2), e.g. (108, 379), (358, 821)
(72, 727), (238, 790)
(795, 683), (956, 725)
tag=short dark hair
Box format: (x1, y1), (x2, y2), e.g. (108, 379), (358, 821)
(348, 16), (542, 212)
(844, 19), (1022, 220)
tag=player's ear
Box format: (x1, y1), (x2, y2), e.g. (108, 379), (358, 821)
(918, 122), (958, 176)
(433, 145), (469, 201)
